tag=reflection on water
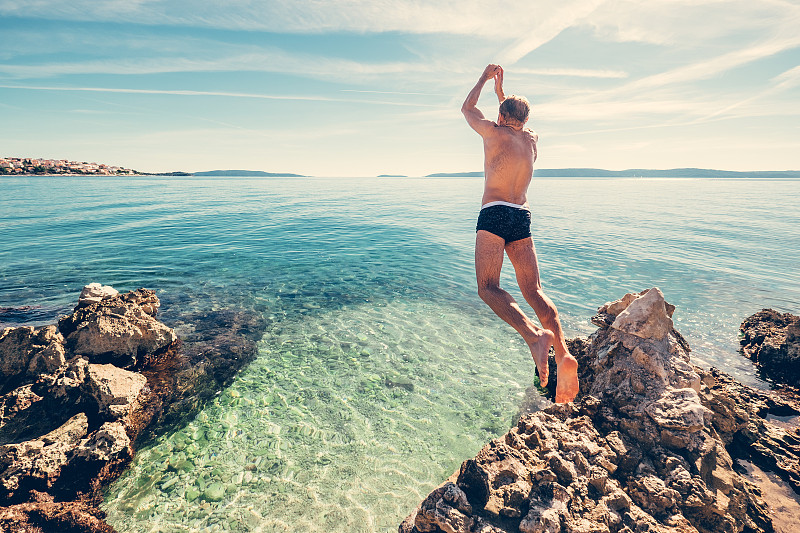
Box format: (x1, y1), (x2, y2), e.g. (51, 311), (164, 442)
(1, 175), (799, 531)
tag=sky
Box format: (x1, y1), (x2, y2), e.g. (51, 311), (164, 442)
(1, 0), (798, 176)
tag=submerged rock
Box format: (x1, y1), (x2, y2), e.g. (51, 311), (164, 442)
(739, 309), (800, 387)
(401, 288), (800, 533)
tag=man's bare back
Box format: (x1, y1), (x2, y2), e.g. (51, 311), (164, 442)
(481, 124), (537, 206)
(462, 64), (579, 403)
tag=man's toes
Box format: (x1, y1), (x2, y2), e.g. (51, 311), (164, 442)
(538, 368), (548, 388)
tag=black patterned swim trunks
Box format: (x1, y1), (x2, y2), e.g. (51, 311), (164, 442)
(475, 202), (532, 243)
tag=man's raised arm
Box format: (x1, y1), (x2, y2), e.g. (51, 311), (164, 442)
(462, 64), (500, 136)
(494, 65), (506, 104)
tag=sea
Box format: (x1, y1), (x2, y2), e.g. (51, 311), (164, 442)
(1, 175), (799, 532)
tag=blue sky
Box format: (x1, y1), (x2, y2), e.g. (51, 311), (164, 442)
(1, 0), (798, 176)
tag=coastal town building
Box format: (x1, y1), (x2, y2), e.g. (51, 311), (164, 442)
(0, 157), (138, 175)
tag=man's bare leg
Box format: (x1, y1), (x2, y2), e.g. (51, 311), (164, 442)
(505, 237), (579, 403)
(476, 230), (555, 386)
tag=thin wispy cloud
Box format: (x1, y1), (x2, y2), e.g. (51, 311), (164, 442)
(341, 89), (448, 96)
(0, 51), (434, 82)
(514, 67), (628, 79)
(613, 34), (800, 96)
(0, 84), (441, 107)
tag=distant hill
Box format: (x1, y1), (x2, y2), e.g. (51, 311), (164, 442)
(193, 170), (306, 177)
(426, 168), (800, 178)
(377, 174), (407, 177)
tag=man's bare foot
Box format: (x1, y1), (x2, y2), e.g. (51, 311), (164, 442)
(555, 353), (579, 403)
(528, 329), (555, 388)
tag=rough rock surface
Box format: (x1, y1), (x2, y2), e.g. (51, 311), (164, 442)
(0, 500), (117, 533)
(0, 284), (265, 532)
(739, 309), (800, 388)
(401, 288), (800, 533)
(58, 288), (177, 368)
(78, 283), (120, 308)
(0, 324), (66, 392)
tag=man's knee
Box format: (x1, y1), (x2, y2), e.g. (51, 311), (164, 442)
(477, 282), (499, 303)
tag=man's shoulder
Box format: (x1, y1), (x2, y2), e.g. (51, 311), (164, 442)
(524, 128), (539, 142)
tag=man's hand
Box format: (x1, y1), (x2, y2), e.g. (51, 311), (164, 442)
(482, 64), (501, 82)
(494, 66), (505, 104)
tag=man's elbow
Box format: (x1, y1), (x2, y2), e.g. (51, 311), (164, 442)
(461, 101), (472, 115)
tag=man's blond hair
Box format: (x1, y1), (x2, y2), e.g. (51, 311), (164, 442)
(499, 95), (530, 125)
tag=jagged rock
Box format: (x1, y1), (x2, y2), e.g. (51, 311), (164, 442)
(71, 421), (131, 463)
(401, 290), (798, 533)
(58, 288), (177, 368)
(0, 412), (89, 500)
(609, 287), (674, 340)
(0, 324), (66, 391)
(40, 356), (90, 399)
(739, 309), (800, 387)
(78, 283), (119, 308)
(0, 384), (42, 432)
(85, 364), (147, 420)
(600, 288), (676, 319)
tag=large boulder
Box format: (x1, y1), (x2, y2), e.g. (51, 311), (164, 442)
(739, 309), (800, 387)
(401, 290), (800, 533)
(58, 287), (177, 368)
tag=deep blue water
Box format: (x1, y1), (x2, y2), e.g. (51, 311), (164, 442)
(1, 175), (798, 531)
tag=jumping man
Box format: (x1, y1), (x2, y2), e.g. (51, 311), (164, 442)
(462, 64), (579, 403)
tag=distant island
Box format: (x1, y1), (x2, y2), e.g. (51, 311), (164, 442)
(193, 170), (306, 177)
(377, 174), (407, 177)
(426, 168), (800, 178)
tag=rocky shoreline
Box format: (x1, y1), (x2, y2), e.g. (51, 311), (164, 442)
(400, 289), (800, 533)
(2, 285), (798, 532)
(0, 284), (264, 532)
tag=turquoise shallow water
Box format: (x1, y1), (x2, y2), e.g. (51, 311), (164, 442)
(1, 175), (799, 531)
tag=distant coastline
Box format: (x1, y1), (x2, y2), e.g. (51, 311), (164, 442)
(4, 157), (799, 179)
(427, 168), (800, 178)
